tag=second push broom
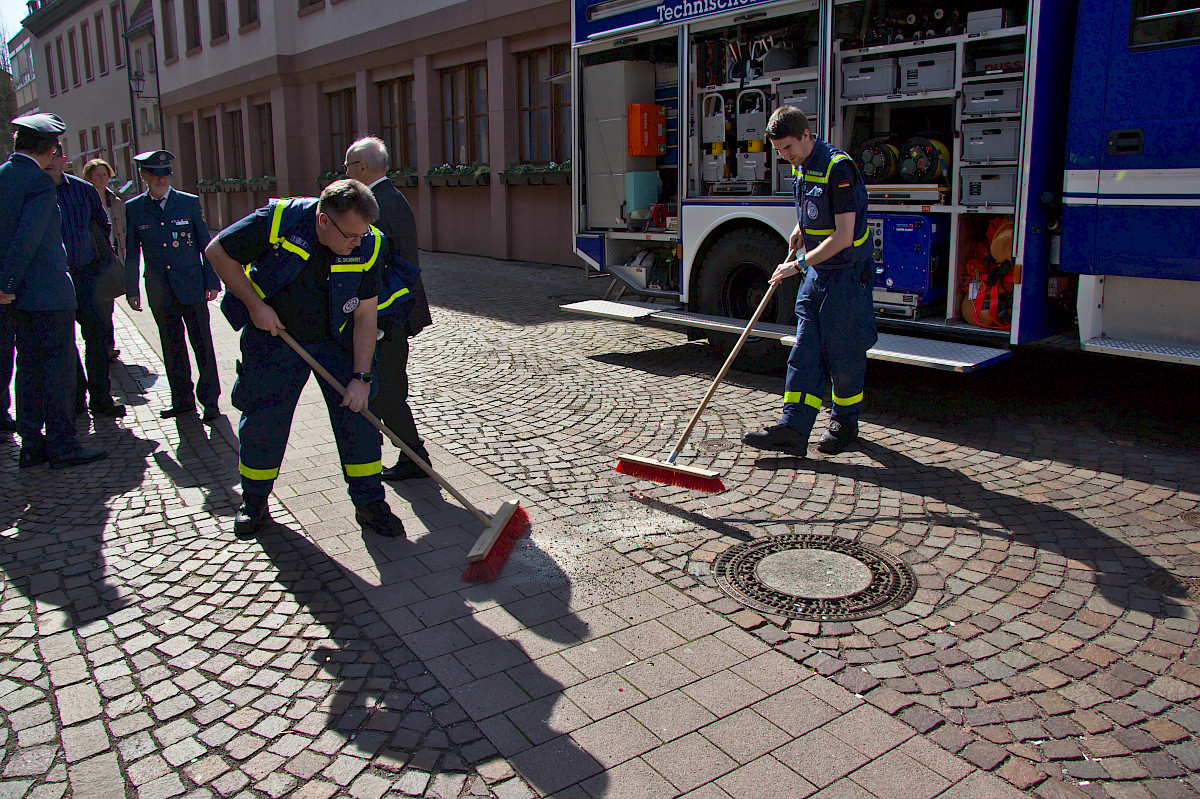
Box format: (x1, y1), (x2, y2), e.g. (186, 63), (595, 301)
(615, 250), (799, 494)
(276, 330), (529, 582)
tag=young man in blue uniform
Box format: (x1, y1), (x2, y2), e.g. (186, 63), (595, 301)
(742, 106), (877, 457)
(205, 179), (405, 539)
(0, 113), (106, 469)
(124, 150), (222, 422)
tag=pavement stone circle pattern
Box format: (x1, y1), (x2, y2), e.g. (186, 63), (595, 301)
(1, 249), (1198, 799)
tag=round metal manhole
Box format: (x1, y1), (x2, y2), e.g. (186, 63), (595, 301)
(713, 534), (918, 621)
(698, 439), (738, 453)
(1181, 511), (1200, 530)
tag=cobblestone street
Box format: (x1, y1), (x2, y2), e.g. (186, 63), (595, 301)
(2, 251), (1199, 798)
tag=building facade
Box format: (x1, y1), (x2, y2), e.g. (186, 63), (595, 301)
(8, 28), (39, 115)
(24, 0), (163, 186)
(155, 0), (578, 266)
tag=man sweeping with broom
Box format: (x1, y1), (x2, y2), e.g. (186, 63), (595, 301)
(742, 106), (876, 458)
(206, 179), (407, 539)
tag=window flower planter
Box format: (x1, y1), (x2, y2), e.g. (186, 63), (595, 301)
(196, 182), (221, 194)
(220, 180), (247, 193)
(425, 173), (490, 187)
(389, 174), (418, 188)
(247, 178), (276, 192)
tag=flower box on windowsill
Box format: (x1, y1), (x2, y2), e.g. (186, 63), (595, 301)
(425, 173), (490, 187)
(196, 183), (221, 194)
(246, 178), (276, 192)
(219, 180), (247, 193)
(500, 171), (570, 186)
(389, 174), (418, 188)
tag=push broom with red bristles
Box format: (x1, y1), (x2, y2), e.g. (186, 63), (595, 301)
(277, 330), (528, 582)
(615, 250), (798, 494)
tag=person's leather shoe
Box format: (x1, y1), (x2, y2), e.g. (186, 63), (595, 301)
(201, 407), (222, 423)
(161, 405), (197, 419)
(817, 420), (858, 455)
(19, 445), (48, 468)
(355, 501), (406, 538)
(49, 448), (108, 469)
(233, 496), (269, 539)
(742, 424), (807, 456)
(381, 458), (429, 481)
(89, 401), (127, 418)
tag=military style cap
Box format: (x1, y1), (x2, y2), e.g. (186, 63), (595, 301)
(134, 150), (176, 175)
(11, 112), (67, 136)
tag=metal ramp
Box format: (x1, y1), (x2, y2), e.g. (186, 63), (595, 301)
(562, 299), (1012, 373)
(1082, 337), (1200, 367)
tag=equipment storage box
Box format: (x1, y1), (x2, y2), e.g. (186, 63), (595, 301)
(898, 52), (956, 92)
(870, 213), (950, 305)
(962, 120), (1021, 160)
(777, 81), (817, 117)
(701, 94), (726, 144)
(967, 8), (1012, 34)
(962, 81), (1023, 115)
(737, 152), (768, 181)
(703, 153), (727, 182)
(736, 89), (768, 140)
(960, 166), (1018, 205)
(842, 58), (898, 98)
(627, 104), (667, 156)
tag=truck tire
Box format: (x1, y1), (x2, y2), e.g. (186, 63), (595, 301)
(694, 229), (796, 373)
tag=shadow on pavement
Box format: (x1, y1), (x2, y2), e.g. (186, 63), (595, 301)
(751, 440), (1189, 619)
(0, 422), (158, 627)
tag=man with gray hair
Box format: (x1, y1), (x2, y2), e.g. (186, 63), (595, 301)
(344, 137), (433, 481)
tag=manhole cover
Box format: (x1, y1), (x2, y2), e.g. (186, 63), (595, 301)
(1141, 569), (1200, 602)
(1182, 511), (1200, 530)
(713, 534), (918, 621)
(698, 439), (738, 453)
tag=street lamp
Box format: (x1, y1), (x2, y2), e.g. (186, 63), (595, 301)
(129, 70), (146, 97)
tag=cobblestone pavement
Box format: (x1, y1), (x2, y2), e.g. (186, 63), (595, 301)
(3, 249), (1199, 799)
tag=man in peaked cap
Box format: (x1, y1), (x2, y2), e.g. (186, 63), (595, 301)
(124, 150), (222, 422)
(0, 114), (107, 468)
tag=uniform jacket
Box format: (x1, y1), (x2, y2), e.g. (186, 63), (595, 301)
(220, 198), (382, 345)
(0, 153), (77, 312)
(124, 187), (218, 307)
(370, 177), (431, 337)
(794, 138), (871, 268)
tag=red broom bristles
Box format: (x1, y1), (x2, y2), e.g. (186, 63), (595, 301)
(460, 504), (531, 583)
(615, 458), (726, 494)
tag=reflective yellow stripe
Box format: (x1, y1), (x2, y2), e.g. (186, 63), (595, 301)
(783, 392), (822, 409)
(239, 462), (279, 480)
(806, 227), (835, 236)
(833, 391), (864, 406)
(269, 200), (310, 261)
(344, 460), (382, 477)
(330, 226), (382, 273)
(378, 287), (410, 311)
(854, 228), (870, 247)
(243, 265), (266, 298)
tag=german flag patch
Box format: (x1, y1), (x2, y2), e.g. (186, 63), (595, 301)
(838, 181), (851, 188)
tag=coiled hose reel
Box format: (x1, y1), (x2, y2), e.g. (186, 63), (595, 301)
(899, 137), (951, 183)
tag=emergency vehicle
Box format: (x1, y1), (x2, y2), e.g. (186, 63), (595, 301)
(561, 0), (1200, 371)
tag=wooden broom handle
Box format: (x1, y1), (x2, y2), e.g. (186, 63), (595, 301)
(276, 329), (493, 527)
(668, 250), (797, 463)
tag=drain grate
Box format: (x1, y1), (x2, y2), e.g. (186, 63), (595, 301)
(713, 534), (918, 621)
(698, 439), (738, 453)
(1141, 569), (1200, 602)
(1181, 511), (1200, 530)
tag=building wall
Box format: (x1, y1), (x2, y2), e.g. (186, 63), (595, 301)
(156, 0), (580, 267)
(24, 0), (146, 183)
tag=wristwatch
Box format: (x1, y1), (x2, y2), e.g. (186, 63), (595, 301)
(351, 372), (372, 384)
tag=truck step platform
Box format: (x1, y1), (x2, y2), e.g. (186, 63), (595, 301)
(562, 299), (1012, 372)
(1082, 337), (1200, 367)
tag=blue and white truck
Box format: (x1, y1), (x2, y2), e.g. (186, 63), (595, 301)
(562, 0), (1200, 370)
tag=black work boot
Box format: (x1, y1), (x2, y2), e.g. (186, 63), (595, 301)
(355, 501), (406, 538)
(233, 495), (269, 539)
(817, 420), (859, 455)
(741, 424), (807, 456)
(381, 447), (430, 481)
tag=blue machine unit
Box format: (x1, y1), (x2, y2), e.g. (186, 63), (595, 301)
(869, 213), (949, 318)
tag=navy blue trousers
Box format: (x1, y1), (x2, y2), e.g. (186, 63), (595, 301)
(780, 259), (878, 439)
(0, 306), (12, 419)
(12, 309), (80, 457)
(152, 299), (220, 411)
(232, 326), (383, 506)
(71, 263), (113, 407)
